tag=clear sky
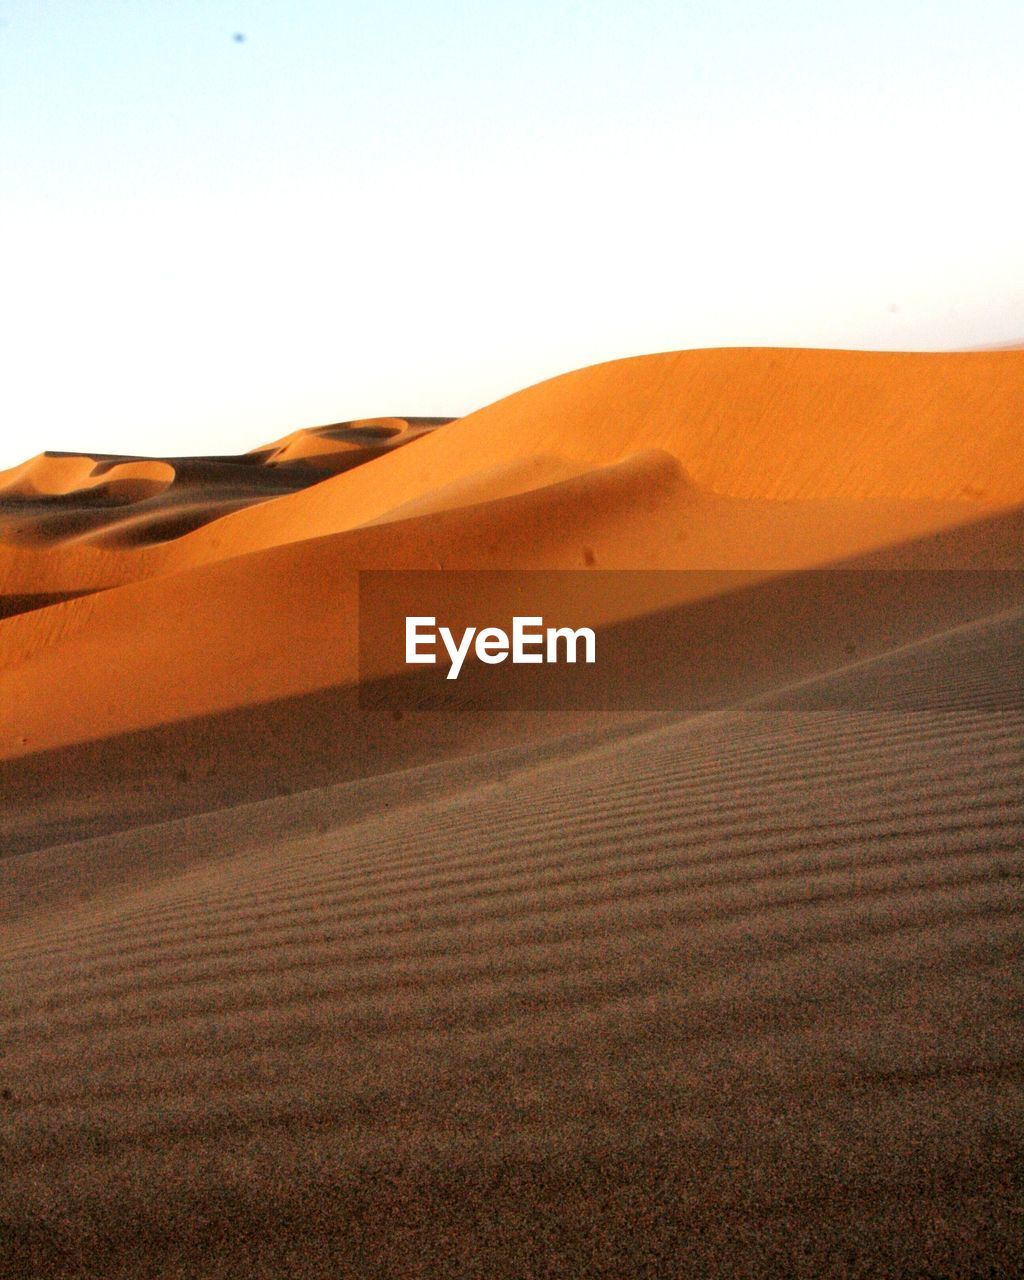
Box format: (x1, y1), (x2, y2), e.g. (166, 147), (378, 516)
(1, 0), (1022, 467)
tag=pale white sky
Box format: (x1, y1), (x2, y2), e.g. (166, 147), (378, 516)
(1, 0), (1022, 467)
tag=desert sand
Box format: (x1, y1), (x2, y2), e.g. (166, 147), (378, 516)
(0, 348), (1022, 1277)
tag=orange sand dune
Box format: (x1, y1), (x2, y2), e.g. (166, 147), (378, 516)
(252, 416), (450, 468)
(2, 349), (1022, 601)
(0, 455), (175, 502)
(1, 347), (1022, 1278)
(0, 348), (1022, 759)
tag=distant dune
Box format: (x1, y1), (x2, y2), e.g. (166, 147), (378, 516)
(1, 348), (1021, 1278)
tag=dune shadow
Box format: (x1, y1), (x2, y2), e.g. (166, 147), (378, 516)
(2, 503), (1022, 856)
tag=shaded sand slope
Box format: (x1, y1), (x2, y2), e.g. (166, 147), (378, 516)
(1, 607), (1021, 1278)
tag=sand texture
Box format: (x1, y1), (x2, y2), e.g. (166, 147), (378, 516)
(1, 348), (1022, 1277)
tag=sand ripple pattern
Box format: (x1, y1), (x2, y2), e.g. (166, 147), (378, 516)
(0, 611), (1021, 1278)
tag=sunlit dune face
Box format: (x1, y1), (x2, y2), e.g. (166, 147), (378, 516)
(0, 456), (175, 503)
(0, 347), (1021, 606)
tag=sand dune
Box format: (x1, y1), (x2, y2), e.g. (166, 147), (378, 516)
(2, 349), (1022, 600)
(0, 455), (175, 504)
(0, 416), (451, 593)
(1, 348), (1022, 759)
(1, 347), (1022, 1277)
